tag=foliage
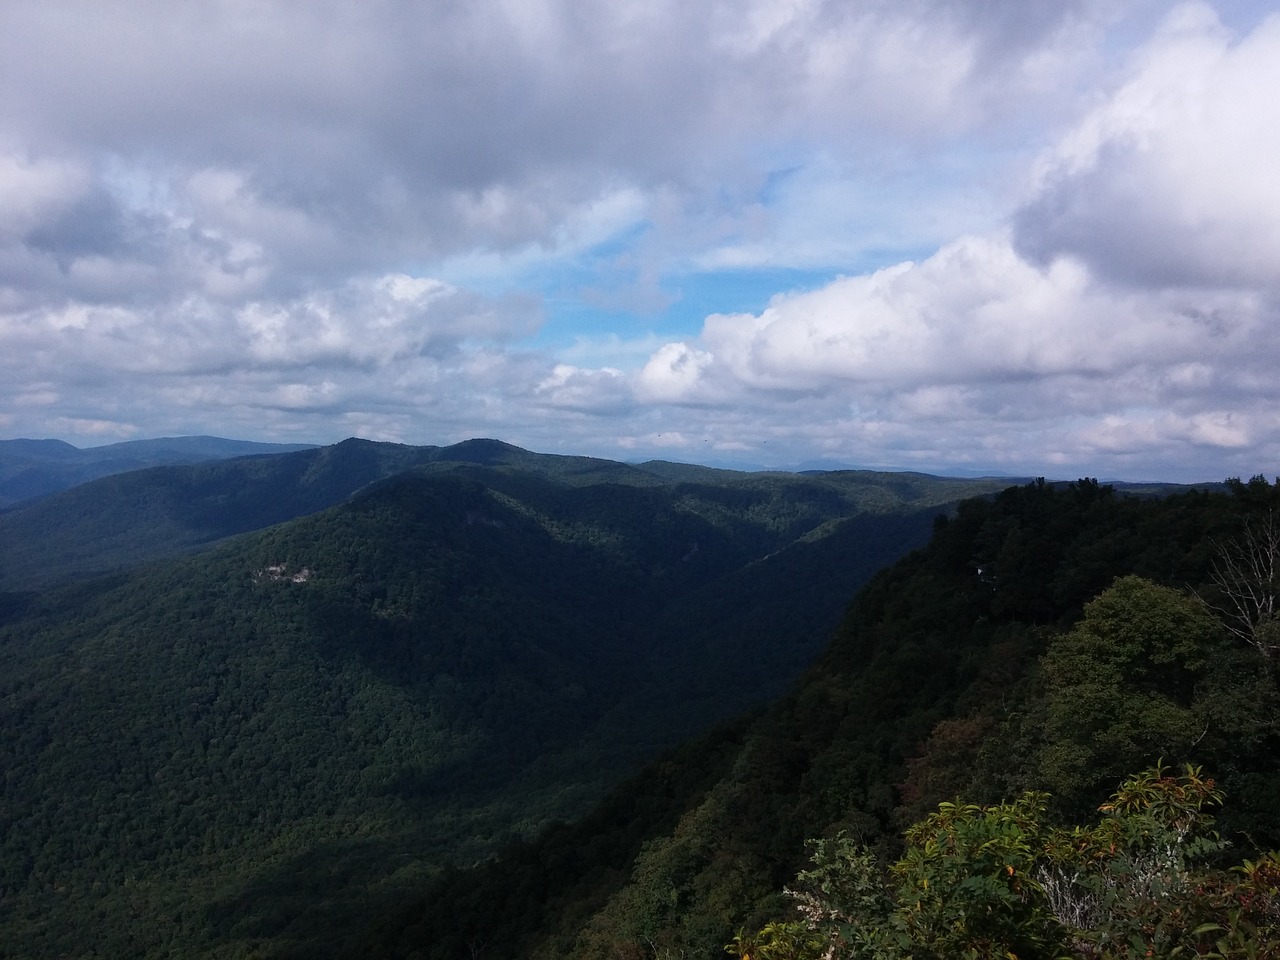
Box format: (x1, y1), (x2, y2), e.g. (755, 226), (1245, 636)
(0, 436), (1008, 593)
(0, 435), (316, 508)
(449, 477), (1280, 960)
(727, 921), (827, 959)
(1038, 577), (1224, 807)
(0, 450), (989, 958)
(751, 765), (1278, 960)
(8, 465), (1280, 959)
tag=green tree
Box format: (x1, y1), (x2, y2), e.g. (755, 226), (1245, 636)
(748, 765), (1280, 959)
(1038, 577), (1223, 806)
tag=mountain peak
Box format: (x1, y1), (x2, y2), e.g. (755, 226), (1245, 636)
(443, 438), (523, 464)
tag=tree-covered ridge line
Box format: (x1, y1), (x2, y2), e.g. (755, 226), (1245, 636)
(376, 476), (1280, 960)
(1, 454), (1010, 959)
(0, 436), (1017, 593)
(0, 434), (319, 508)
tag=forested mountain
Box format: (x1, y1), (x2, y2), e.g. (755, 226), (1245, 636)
(0, 435), (317, 508)
(369, 476), (1280, 960)
(0, 437), (1009, 593)
(0, 442), (1012, 959)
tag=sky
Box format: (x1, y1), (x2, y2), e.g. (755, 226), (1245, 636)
(2, 0), (1278, 481)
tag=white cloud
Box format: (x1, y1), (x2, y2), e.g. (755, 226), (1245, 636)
(533, 364), (631, 414)
(636, 342), (718, 404)
(683, 234), (1266, 393)
(1, 1), (1278, 481)
(1016, 3), (1280, 288)
(628, 221), (1278, 476)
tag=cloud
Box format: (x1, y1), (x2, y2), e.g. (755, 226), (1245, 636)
(237, 275), (542, 368)
(629, 229), (1277, 478)
(533, 364), (632, 414)
(587, 3), (1280, 479)
(0, 270), (544, 450)
(1015, 3), (1280, 288)
(637, 342), (718, 404)
(658, 234), (1267, 396)
(1, 1), (1277, 482)
(0, 1), (1112, 273)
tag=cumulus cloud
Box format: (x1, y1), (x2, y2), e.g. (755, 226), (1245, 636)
(648, 233), (1269, 401)
(637, 231), (1276, 426)
(619, 4), (1280, 479)
(1, 1), (1277, 481)
(1015, 3), (1280, 288)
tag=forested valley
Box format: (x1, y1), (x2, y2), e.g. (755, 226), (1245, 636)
(3, 440), (1277, 957)
(372, 475), (1280, 960)
(0, 439), (1012, 958)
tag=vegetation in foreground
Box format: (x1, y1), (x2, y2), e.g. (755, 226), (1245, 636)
(735, 765), (1278, 959)
(378, 478), (1280, 960)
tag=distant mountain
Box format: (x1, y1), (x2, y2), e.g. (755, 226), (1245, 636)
(0, 438), (423, 591)
(0, 435), (317, 507)
(0, 441), (1016, 959)
(0, 437), (1013, 594)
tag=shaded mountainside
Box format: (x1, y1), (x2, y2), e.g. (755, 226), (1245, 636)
(0, 449), (1009, 959)
(0, 435), (317, 508)
(0, 437), (1011, 594)
(0, 438), (443, 592)
(369, 477), (1280, 960)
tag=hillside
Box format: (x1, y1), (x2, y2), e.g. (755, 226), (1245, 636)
(369, 476), (1280, 959)
(0, 446), (1010, 959)
(0, 438), (1011, 594)
(0, 435), (317, 508)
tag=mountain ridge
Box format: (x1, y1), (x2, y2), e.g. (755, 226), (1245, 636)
(0, 434), (319, 508)
(0, 443), (1021, 958)
(0, 438), (1017, 593)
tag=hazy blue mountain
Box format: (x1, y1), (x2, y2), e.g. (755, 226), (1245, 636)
(0, 437), (1014, 594)
(0, 434), (317, 507)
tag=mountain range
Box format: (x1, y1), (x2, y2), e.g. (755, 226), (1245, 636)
(0, 435), (318, 509)
(0, 436), (1021, 959)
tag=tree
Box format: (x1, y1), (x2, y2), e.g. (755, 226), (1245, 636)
(1204, 508), (1280, 658)
(1037, 577), (1222, 806)
(744, 765), (1280, 959)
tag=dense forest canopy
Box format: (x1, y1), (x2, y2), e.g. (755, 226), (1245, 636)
(0, 441), (1014, 959)
(2, 443), (1276, 958)
(0, 435), (316, 508)
(372, 475), (1280, 960)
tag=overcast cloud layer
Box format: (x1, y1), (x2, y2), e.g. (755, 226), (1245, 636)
(2, 0), (1276, 481)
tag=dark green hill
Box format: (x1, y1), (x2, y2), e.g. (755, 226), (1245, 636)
(0, 438), (1010, 593)
(0, 438), (434, 591)
(371, 477), (1280, 960)
(0, 435), (317, 507)
(0, 452), (1009, 959)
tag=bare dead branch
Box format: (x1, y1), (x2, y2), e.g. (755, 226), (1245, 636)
(1204, 510), (1280, 657)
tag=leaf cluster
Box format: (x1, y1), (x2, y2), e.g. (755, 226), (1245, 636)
(754, 765), (1277, 960)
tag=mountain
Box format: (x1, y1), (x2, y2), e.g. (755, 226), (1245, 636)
(0, 438), (1015, 594)
(368, 476), (1280, 960)
(0, 442), (1015, 959)
(0, 435), (317, 508)
(0, 438), (436, 591)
